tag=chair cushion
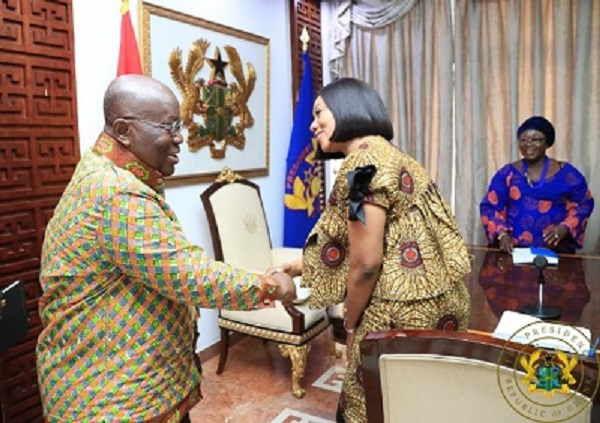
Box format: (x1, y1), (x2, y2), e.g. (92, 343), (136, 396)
(292, 276), (311, 304)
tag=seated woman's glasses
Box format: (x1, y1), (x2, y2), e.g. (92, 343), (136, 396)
(518, 136), (545, 146)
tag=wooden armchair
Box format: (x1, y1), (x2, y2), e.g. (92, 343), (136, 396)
(360, 330), (599, 423)
(200, 168), (329, 398)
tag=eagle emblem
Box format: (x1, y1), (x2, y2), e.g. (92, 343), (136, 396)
(519, 349), (578, 397)
(169, 39), (256, 159)
(284, 136), (322, 217)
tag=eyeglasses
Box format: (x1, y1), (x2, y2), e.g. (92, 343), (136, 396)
(518, 136), (545, 146)
(122, 117), (183, 136)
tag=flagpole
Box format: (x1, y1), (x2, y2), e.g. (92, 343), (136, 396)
(299, 27), (327, 225)
(283, 26), (321, 247)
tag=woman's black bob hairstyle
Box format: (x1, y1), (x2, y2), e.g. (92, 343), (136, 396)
(314, 77), (394, 160)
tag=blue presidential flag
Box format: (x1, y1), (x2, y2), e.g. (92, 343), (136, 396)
(284, 52), (323, 247)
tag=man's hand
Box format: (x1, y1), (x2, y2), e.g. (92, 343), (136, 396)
(269, 272), (297, 306)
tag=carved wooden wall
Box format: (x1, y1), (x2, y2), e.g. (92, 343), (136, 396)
(0, 1), (80, 421)
(290, 0), (322, 100)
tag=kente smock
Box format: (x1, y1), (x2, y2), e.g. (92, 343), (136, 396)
(37, 133), (269, 422)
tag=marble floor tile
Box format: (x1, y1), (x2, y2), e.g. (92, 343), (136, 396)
(270, 408), (335, 423)
(311, 366), (344, 394)
(190, 331), (341, 423)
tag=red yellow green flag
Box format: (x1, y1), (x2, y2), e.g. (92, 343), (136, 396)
(117, 0), (142, 76)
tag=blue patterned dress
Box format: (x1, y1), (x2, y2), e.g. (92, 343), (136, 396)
(480, 161), (594, 253)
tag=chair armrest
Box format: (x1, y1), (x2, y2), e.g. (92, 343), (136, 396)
(270, 247), (302, 267)
(221, 301), (327, 334)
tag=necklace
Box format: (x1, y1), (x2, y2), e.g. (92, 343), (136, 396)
(522, 156), (550, 188)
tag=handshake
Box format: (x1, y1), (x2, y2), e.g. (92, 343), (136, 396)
(260, 265), (298, 307)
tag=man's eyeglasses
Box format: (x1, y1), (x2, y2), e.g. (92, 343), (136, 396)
(518, 136), (545, 146)
(122, 117), (183, 136)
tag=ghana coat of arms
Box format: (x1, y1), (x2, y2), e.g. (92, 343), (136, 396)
(169, 39), (256, 159)
(519, 349), (578, 397)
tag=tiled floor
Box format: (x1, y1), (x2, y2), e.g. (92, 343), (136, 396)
(190, 331), (342, 422)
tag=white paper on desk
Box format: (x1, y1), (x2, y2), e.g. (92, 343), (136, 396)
(511, 247), (558, 266)
(492, 310), (591, 354)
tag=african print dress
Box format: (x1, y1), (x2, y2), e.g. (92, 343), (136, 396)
(301, 136), (472, 423)
(480, 162), (594, 253)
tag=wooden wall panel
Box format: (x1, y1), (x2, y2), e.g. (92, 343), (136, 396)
(0, 130), (78, 200)
(0, 57), (76, 127)
(290, 0), (323, 100)
(0, 0), (79, 421)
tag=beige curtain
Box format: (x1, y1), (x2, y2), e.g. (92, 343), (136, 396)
(454, 0), (600, 253)
(324, 0), (455, 199)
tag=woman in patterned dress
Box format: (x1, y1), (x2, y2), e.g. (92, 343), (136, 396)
(275, 78), (472, 423)
(480, 116), (594, 254)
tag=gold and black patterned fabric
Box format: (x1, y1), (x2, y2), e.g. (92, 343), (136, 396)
(301, 136), (472, 423)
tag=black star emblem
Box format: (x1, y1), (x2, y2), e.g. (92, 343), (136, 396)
(207, 47), (229, 82)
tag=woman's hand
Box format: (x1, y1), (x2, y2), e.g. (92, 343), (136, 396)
(266, 258), (303, 278)
(543, 225), (568, 247)
(497, 232), (513, 253)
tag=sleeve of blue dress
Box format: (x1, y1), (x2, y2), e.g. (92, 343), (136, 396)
(479, 165), (513, 244)
(559, 165), (595, 247)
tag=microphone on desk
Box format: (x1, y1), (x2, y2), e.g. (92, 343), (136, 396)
(533, 254), (548, 273)
(519, 255), (561, 320)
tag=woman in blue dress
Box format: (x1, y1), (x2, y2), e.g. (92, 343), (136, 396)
(480, 116), (594, 254)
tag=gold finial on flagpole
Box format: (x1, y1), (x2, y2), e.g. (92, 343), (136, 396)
(121, 0), (130, 14)
(300, 26), (310, 53)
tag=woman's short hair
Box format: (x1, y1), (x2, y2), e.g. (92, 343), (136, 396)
(314, 78), (393, 160)
(517, 116), (556, 147)
(322, 78), (394, 142)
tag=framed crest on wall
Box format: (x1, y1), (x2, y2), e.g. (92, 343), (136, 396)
(139, 2), (270, 185)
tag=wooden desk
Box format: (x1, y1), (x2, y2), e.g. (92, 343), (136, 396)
(466, 246), (599, 338)
(330, 246), (600, 343)
(353, 247), (600, 422)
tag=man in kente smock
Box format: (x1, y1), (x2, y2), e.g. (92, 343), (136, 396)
(37, 75), (295, 423)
